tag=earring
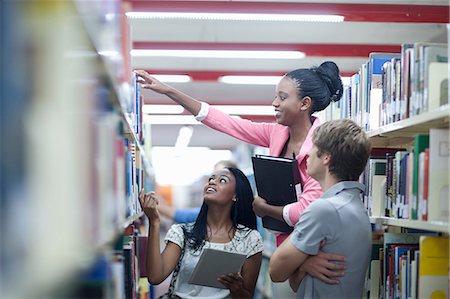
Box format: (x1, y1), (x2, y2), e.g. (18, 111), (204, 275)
(232, 197), (237, 202)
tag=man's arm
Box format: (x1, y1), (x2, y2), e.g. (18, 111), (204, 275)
(300, 251), (346, 284)
(268, 235), (309, 282)
(289, 267), (307, 292)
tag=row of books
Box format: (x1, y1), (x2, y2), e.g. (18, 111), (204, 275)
(379, 43), (448, 127)
(364, 233), (449, 299)
(320, 42), (448, 131)
(361, 129), (449, 222)
(89, 83), (147, 246)
(67, 223), (149, 299)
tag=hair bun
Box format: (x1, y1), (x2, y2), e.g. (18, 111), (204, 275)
(314, 61), (343, 102)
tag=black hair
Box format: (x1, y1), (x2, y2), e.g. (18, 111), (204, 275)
(285, 61), (343, 113)
(182, 167), (257, 252)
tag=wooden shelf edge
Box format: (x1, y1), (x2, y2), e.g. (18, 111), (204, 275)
(370, 216), (449, 233)
(367, 106), (450, 138)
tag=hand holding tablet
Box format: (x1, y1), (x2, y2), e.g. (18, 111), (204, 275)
(188, 248), (247, 289)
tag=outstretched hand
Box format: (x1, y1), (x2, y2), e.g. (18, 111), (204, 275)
(139, 190), (161, 223)
(134, 70), (172, 94)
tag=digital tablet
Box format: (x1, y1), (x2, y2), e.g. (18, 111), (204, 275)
(188, 248), (247, 289)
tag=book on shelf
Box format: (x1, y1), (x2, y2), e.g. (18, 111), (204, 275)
(393, 244), (419, 299)
(382, 233), (421, 299)
(427, 62), (448, 111)
(420, 44), (447, 112)
(417, 148), (429, 221)
(189, 248), (247, 289)
(418, 236), (449, 298)
(411, 42), (447, 116)
(368, 52), (401, 130)
(410, 250), (420, 299)
(369, 159), (387, 217)
(427, 128), (449, 223)
(251, 155), (301, 233)
(400, 44), (414, 120)
(411, 135), (429, 220)
(364, 242), (382, 299)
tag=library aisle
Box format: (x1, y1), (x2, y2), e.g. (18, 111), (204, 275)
(1, 1), (449, 299)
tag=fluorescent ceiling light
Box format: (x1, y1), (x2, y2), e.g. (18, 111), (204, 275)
(98, 50), (120, 57)
(220, 75), (352, 86)
(214, 105), (274, 115)
(143, 104), (274, 116)
(142, 105), (185, 114)
(143, 115), (202, 125)
(175, 126), (194, 148)
(150, 74), (191, 83)
(219, 75), (282, 85)
(126, 12), (344, 23)
(131, 49), (304, 59)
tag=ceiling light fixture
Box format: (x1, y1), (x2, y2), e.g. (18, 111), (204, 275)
(142, 105), (185, 114)
(143, 105), (274, 116)
(175, 126), (194, 148)
(219, 75), (352, 86)
(219, 75), (282, 85)
(215, 105), (274, 115)
(143, 115), (202, 125)
(149, 74), (191, 83)
(131, 49), (305, 59)
(126, 12), (344, 23)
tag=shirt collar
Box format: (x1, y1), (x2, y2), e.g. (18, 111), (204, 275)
(321, 181), (365, 198)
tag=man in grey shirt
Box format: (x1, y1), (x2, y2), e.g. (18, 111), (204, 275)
(269, 119), (372, 298)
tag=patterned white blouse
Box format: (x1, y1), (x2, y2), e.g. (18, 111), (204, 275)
(164, 223), (264, 299)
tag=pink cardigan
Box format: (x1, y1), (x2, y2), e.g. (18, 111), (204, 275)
(202, 107), (323, 245)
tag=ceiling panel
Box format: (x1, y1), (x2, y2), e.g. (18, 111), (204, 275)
(129, 0), (449, 149)
(131, 20), (446, 44)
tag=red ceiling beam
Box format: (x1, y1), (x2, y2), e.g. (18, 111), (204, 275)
(142, 69), (356, 80)
(134, 42), (401, 58)
(128, 1), (449, 23)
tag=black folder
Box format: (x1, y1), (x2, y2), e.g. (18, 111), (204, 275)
(251, 155), (302, 233)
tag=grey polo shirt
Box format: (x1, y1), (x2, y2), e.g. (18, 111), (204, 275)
(291, 181), (371, 299)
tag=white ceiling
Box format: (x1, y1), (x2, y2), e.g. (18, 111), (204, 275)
(129, 0), (449, 149)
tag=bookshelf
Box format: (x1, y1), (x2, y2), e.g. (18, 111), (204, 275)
(339, 42), (449, 299)
(368, 106), (449, 147)
(366, 107), (449, 233)
(319, 38), (449, 298)
(1, 2), (153, 299)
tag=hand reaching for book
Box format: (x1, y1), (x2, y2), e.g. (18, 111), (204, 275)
(134, 70), (172, 94)
(139, 190), (161, 223)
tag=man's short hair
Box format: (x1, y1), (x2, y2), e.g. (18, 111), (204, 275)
(312, 119), (371, 181)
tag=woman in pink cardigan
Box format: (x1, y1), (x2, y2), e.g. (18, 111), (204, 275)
(135, 61), (346, 285)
